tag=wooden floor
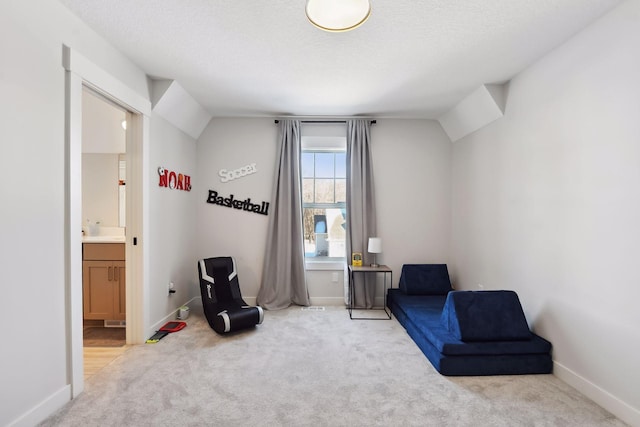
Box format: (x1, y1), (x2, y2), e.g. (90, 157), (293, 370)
(83, 346), (129, 379)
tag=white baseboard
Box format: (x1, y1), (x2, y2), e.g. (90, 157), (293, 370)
(148, 296), (200, 338)
(193, 296), (347, 310)
(554, 361), (640, 426)
(309, 297), (347, 306)
(243, 296), (347, 307)
(8, 385), (71, 427)
(242, 297), (256, 306)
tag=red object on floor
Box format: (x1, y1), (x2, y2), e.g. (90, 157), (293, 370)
(159, 321), (187, 333)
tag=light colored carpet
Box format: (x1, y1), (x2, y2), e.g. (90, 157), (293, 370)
(41, 305), (626, 426)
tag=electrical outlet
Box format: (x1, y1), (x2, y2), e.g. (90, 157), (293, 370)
(331, 272), (339, 283)
(168, 282), (176, 295)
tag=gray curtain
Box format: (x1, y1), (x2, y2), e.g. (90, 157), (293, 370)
(257, 119), (311, 310)
(345, 119), (377, 308)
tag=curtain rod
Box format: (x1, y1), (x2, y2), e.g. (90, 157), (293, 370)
(274, 119), (376, 124)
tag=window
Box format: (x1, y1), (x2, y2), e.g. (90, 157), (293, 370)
(301, 126), (347, 261)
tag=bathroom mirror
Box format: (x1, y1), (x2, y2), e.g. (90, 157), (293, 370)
(81, 87), (127, 232)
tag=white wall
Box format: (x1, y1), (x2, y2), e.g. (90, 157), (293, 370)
(82, 89), (126, 154)
(0, 5), (69, 413)
(196, 118), (278, 301)
(0, 1), (192, 425)
(148, 113), (199, 326)
(451, 1), (640, 424)
(196, 118), (452, 303)
(372, 120), (452, 280)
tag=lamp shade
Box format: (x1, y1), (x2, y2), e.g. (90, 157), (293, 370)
(368, 237), (382, 254)
(305, 0), (371, 32)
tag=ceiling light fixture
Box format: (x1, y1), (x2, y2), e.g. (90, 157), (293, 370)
(305, 0), (371, 33)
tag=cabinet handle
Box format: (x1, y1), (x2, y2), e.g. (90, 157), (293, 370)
(108, 266), (113, 281)
(114, 267), (118, 281)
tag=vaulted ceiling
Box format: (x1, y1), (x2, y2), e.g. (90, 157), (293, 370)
(58, 0), (621, 118)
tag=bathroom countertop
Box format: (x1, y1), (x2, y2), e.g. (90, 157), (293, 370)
(82, 236), (126, 243)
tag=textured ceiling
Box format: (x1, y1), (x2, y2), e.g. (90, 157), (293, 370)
(58, 0), (621, 119)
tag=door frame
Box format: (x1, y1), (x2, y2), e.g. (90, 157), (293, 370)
(63, 45), (151, 397)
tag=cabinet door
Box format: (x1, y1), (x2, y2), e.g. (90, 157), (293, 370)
(113, 261), (126, 320)
(83, 261), (115, 320)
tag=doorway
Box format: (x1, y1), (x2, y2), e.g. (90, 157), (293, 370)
(81, 88), (128, 362)
(64, 45), (151, 397)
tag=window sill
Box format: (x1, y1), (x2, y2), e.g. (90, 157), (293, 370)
(305, 260), (345, 271)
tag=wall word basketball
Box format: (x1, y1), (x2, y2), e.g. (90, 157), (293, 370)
(206, 189), (269, 216)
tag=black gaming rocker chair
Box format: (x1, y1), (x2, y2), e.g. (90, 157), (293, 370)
(197, 257), (264, 334)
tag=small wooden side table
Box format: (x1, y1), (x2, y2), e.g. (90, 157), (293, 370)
(348, 264), (392, 320)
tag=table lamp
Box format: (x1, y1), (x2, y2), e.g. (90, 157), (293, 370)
(368, 237), (382, 267)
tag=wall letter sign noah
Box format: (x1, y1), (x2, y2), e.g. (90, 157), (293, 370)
(158, 166), (192, 191)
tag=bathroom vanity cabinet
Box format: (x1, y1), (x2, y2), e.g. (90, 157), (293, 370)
(82, 243), (125, 320)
